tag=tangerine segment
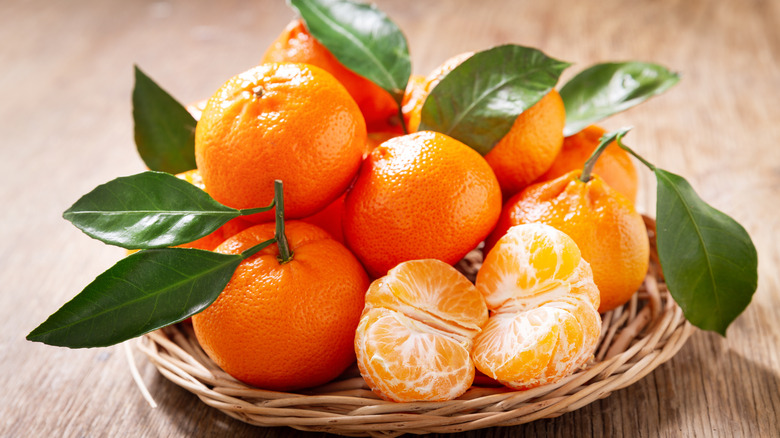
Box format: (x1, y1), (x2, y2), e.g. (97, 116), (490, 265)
(477, 223), (584, 310)
(473, 223), (601, 390)
(355, 308), (475, 402)
(365, 259), (489, 341)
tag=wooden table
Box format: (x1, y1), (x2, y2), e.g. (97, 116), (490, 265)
(3, 0), (778, 436)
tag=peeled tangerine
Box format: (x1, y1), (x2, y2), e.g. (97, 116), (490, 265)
(473, 223), (602, 390)
(354, 259), (488, 402)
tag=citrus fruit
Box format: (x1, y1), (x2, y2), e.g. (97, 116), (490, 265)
(486, 170), (650, 313)
(536, 125), (638, 203)
(473, 223), (601, 390)
(343, 131), (502, 278)
(485, 90), (566, 197)
(194, 63), (366, 223)
(300, 193), (346, 245)
(192, 221), (369, 391)
(262, 19), (401, 133)
(403, 52), (566, 197)
(354, 259), (488, 402)
(299, 132), (400, 245)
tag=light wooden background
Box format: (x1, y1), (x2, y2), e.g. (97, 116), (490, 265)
(2, 0), (778, 436)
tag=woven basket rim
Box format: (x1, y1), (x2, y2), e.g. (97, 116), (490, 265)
(137, 216), (695, 437)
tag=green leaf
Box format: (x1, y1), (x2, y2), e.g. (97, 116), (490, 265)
(654, 169), (758, 335)
(133, 65), (198, 174)
(26, 248), (244, 348)
(418, 44), (570, 155)
(63, 171), (260, 249)
(289, 0), (411, 103)
(560, 62), (680, 136)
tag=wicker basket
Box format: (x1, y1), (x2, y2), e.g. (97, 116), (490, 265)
(137, 216), (695, 437)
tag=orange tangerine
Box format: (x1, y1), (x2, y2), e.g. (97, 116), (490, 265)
(193, 221), (369, 391)
(262, 20), (401, 133)
(486, 170), (649, 312)
(472, 223), (601, 390)
(194, 63), (366, 223)
(536, 125), (638, 203)
(402, 52), (566, 198)
(343, 131), (502, 278)
(354, 259), (488, 402)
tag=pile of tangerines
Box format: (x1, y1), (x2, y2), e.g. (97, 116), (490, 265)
(175, 15), (653, 403)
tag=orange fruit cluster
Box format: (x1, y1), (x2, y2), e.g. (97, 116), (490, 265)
(181, 11), (652, 401)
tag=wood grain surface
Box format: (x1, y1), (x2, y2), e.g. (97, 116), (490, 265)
(2, 0), (778, 436)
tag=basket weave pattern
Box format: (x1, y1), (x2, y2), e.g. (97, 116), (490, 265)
(138, 217), (695, 437)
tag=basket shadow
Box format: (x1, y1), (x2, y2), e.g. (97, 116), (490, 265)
(416, 333), (778, 438)
(146, 370), (330, 438)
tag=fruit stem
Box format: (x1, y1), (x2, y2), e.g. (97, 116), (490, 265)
(274, 180), (294, 263)
(580, 127), (632, 182)
(397, 102), (409, 135)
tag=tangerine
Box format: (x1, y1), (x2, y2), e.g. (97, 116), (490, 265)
(536, 125), (638, 203)
(486, 170), (649, 313)
(192, 221), (369, 391)
(403, 52), (566, 197)
(343, 131), (502, 278)
(473, 223), (601, 389)
(194, 63), (366, 223)
(354, 259), (488, 402)
(262, 19), (401, 133)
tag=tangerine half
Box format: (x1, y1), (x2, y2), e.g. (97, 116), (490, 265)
(355, 259), (488, 402)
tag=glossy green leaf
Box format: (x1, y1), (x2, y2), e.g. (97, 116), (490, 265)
(26, 248), (244, 348)
(63, 171), (269, 249)
(654, 169), (758, 335)
(560, 62), (680, 136)
(289, 0), (411, 103)
(133, 65), (198, 174)
(418, 44), (570, 155)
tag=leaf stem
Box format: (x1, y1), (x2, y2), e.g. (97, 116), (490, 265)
(274, 180), (294, 263)
(238, 198), (276, 216)
(614, 133), (656, 171)
(240, 238), (277, 260)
